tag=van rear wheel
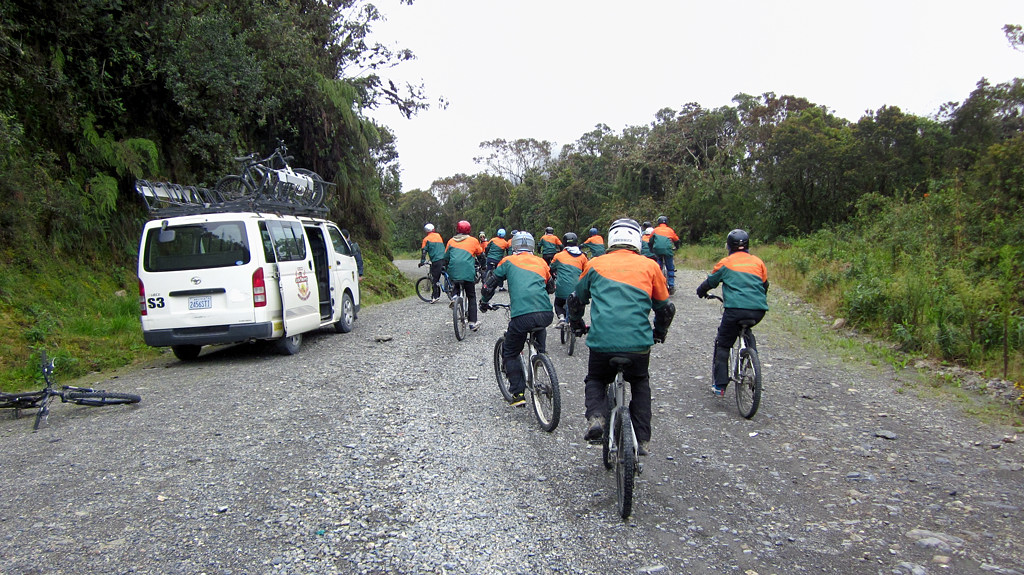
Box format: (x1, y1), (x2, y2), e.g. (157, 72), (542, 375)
(276, 334), (302, 355)
(171, 345), (201, 361)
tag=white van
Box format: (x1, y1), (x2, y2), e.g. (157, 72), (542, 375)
(136, 197), (360, 360)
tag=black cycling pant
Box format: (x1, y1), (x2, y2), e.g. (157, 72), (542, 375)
(712, 308), (766, 389)
(584, 350), (652, 443)
(502, 310), (554, 396)
(429, 261), (445, 300)
(553, 296), (567, 319)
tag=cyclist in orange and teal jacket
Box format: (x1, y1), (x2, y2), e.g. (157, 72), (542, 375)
(538, 227), (563, 264)
(485, 228), (510, 273)
(582, 227), (605, 258)
(479, 231), (555, 406)
(443, 220), (484, 330)
(568, 219), (675, 456)
(696, 229), (768, 397)
(549, 232), (587, 325)
(419, 223), (446, 302)
(650, 215), (681, 294)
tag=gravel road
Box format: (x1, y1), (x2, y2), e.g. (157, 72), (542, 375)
(1, 261), (1021, 575)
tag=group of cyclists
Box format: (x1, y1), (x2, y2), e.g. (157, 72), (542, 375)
(418, 217), (769, 455)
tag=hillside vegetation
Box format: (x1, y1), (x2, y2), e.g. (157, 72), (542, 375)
(2, 3), (1022, 402)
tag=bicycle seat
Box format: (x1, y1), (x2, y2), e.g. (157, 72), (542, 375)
(527, 327), (546, 335)
(609, 357), (633, 369)
(738, 319), (758, 328)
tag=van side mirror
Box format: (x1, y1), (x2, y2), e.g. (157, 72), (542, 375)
(158, 229), (176, 242)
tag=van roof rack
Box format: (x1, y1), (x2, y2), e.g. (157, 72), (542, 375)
(135, 180), (328, 218)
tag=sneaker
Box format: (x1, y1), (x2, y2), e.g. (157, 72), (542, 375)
(668, 286), (675, 295)
(583, 416), (605, 441)
(710, 385), (726, 397)
(638, 441), (650, 456)
(449, 300), (455, 309)
(508, 393), (526, 407)
(430, 297), (438, 304)
(556, 315), (566, 326)
(469, 322), (479, 331)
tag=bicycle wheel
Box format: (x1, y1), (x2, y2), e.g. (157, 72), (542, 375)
(415, 277), (433, 302)
(567, 329), (577, 356)
(65, 390), (141, 406)
(615, 410), (636, 519)
(528, 354), (560, 432)
(215, 175), (253, 201)
(0, 391), (45, 410)
(494, 337), (515, 402)
(559, 322), (567, 345)
(293, 168), (326, 206)
(453, 295), (467, 341)
(735, 347), (762, 419)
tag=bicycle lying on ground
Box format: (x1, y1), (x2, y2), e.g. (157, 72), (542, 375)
(215, 141), (330, 207)
(705, 294), (762, 419)
(0, 351), (141, 431)
(416, 267), (456, 303)
(599, 356), (642, 519)
(489, 303), (560, 431)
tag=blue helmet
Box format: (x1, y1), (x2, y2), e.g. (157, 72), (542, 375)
(497, 228), (506, 238)
(589, 227), (598, 236)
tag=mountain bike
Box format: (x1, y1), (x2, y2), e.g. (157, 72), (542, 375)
(215, 141), (329, 206)
(415, 267), (456, 303)
(558, 317), (578, 356)
(705, 294), (762, 419)
(599, 356), (642, 519)
(0, 351), (141, 431)
(489, 303), (560, 432)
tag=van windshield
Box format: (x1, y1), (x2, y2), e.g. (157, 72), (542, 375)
(143, 222), (251, 272)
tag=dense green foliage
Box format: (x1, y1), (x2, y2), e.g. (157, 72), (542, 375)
(0, 0), (424, 385)
(389, 43), (1024, 386)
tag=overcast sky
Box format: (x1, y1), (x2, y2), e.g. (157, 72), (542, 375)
(367, 0), (1023, 193)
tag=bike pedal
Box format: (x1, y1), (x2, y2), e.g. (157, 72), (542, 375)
(637, 462), (644, 475)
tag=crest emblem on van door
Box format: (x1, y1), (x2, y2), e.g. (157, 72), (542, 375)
(191, 277), (201, 285)
(295, 269), (311, 301)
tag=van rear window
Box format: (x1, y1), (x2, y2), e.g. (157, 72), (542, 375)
(143, 222), (251, 272)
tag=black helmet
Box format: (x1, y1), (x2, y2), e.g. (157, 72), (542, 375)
(656, 215), (668, 225)
(726, 229), (749, 253)
(562, 232), (578, 247)
(642, 221), (651, 229)
(545, 226), (554, 234)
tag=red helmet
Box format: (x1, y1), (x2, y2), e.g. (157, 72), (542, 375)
(456, 220), (471, 234)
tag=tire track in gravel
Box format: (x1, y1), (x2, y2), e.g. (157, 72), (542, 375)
(0, 262), (1020, 575)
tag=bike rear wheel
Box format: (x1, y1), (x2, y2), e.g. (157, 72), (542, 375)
(0, 391), (46, 410)
(292, 168), (325, 207)
(559, 323), (567, 345)
(567, 329), (577, 356)
(735, 347), (762, 419)
(65, 390), (141, 407)
(615, 410), (636, 519)
(415, 277), (433, 302)
(215, 175), (253, 201)
(453, 295), (467, 341)
(528, 354), (560, 432)
(494, 337), (515, 402)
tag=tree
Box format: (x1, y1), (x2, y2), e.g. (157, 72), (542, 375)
(473, 138), (553, 185)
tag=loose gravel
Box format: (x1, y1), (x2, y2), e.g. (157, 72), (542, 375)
(0, 263), (1021, 575)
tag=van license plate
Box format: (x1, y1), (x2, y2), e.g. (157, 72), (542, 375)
(188, 296), (212, 310)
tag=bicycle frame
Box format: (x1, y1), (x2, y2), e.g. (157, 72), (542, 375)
(606, 370), (638, 463)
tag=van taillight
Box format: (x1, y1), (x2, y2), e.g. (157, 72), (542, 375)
(139, 279), (147, 316)
(252, 267), (267, 307)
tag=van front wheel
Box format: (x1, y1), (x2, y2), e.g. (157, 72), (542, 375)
(334, 292), (355, 333)
(276, 334), (302, 355)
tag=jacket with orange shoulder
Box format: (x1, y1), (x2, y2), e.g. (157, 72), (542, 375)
(481, 252), (554, 317)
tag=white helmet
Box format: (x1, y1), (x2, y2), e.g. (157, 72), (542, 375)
(607, 218), (642, 252)
(424, 223), (435, 233)
(509, 231), (535, 253)
(644, 227), (654, 236)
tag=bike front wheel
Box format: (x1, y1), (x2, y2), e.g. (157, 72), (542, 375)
(494, 337), (515, 402)
(453, 295), (467, 341)
(567, 328), (577, 356)
(615, 410), (636, 519)
(65, 390), (141, 407)
(528, 354), (560, 432)
(735, 348), (762, 419)
(415, 277), (433, 302)
(292, 168), (326, 207)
